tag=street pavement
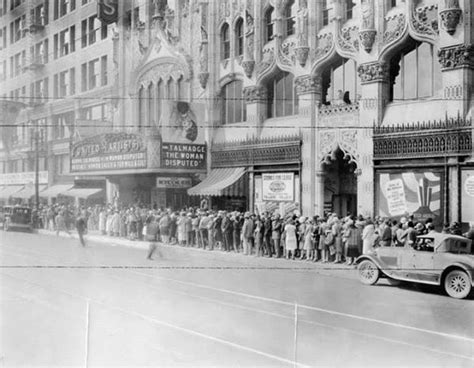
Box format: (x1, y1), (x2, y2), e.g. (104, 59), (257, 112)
(1, 229), (473, 367)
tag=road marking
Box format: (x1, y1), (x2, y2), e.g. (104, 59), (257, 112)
(131, 270), (474, 344)
(0, 271), (308, 367)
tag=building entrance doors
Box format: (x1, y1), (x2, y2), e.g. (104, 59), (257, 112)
(322, 148), (358, 217)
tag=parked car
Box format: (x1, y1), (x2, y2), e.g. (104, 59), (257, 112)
(1, 205), (32, 232)
(356, 233), (474, 299)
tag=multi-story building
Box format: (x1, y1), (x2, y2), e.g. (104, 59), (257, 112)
(1, 0), (473, 229)
(0, 0), (116, 204)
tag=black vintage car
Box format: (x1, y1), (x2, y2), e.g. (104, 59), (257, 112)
(1, 205), (33, 232)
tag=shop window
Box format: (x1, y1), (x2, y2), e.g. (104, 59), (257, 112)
(222, 80), (246, 124)
(321, 57), (360, 105)
(266, 71), (296, 118)
(221, 23), (230, 60)
(284, 0), (295, 37)
(235, 18), (244, 57)
(389, 39), (441, 102)
(264, 6), (274, 42)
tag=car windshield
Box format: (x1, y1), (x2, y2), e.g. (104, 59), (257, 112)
(414, 238), (435, 252)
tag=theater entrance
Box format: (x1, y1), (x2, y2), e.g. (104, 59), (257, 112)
(322, 148), (358, 217)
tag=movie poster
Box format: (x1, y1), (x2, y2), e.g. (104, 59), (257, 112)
(159, 101), (205, 145)
(461, 169), (474, 223)
(376, 170), (444, 226)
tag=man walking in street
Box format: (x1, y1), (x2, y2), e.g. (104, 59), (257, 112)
(146, 216), (161, 260)
(75, 209), (88, 247)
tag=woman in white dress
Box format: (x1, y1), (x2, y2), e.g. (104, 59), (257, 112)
(284, 219), (297, 260)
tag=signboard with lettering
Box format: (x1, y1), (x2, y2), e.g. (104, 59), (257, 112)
(461, 169), (474, 223)
(156, 177), (193, 189)
(161, 142), (206, 170)
(262, 173), (295, 202)
(97, 0), (118, 24)
(70, 133), (147, 172)
(0, 171), (48, 185)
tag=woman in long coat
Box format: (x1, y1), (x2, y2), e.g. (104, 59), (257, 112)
(362, 220), (376, 254)
(302, 219), (314, 260)
(344, 220), (362, 265)
(284, 220), (297, 260)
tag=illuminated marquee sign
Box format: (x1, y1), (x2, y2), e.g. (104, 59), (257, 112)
(71, 133), (147, 172)
(161, 142), (206, 170)
(97, 0), (118, 25)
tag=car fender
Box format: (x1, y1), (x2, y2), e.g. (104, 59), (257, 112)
(355, 255), (386, 273)
(441, 263), (474, 286)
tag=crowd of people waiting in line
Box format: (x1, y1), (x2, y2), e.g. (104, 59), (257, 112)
(31, 203), (474, 264)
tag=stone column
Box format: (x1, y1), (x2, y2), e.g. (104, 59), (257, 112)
(243, 85), (267, 136)
(314, 171), (325, 217)
(295, 75), (321, 216)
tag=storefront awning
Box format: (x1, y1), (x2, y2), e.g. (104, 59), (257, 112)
(12, 185), (47, 199)
(188, 167), (246, 197)
(62, 188), (104, 199)
(0, 185), (24, 199)
(40, 184), (75, 198)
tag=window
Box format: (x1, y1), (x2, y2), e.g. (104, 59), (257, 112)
(138, 86), (145, 130)
(0, 26), (6, 50)
(389, 40), (442, 101)
(322, 0), (329, 26)
(80, 104), (106, 120)
(55, 68), (75, 97)
(221, 23), (230, 60)
(177, 77), (189, 101)
(0, 60), (6, 81)
(100, 55), (107, 86)
(31, 2), (48, 26)
(56, 25), (75, 58)
(32, 39), (48, 64)
(346, 0), (354, 20)
(284, 0), (295, 37)
(82, 15), (107, 48)
(56, 154), (69, 174)
(235, 18), (244, 57)
(55, 0), (76, 19)
(52, 112), (73, 139)
(222, 80), (246, 124)
(88, 58), (99, 89)
(167, 78), (176, 99)
(390, 0), (397, 8)
(264, 7), (274, 41)
(148, 83), (155, 124)
(155, 80), (163, 121)
(11, 0), (24, 10)
(31, 78), (48, 103)
(321, 57), (360, 105)
(12, 51), (25, 77)
(11, 15), (26, 44)
(267, 72), (296, 118)
(0, 0), (6, 16)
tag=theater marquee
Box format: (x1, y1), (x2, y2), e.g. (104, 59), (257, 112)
(161, 142), (207, 170)
(70, 133), (147, 172)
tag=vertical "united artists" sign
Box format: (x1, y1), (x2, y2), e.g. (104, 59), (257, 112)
(97, 0), (118, 24)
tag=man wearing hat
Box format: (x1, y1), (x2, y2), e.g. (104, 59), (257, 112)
(241, 212), (254, 256)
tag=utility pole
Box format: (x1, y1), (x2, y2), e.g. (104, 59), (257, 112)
(34, 123), (40, 211)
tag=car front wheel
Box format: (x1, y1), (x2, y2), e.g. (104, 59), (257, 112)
(444, 270), (472, 299)
(358, 260), (380, 285)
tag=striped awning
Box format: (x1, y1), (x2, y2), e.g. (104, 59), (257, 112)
(40, 184), (75, 198)
(12, 185), (47, 199)
(0, 185), (24, 199)
(62, 187), (104, 199)
(188, 167), (246, 197)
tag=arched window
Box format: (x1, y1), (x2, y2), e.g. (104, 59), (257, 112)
(264, 6), (274, 42)
(221, 23), (230, 60)
(284, 0), (295, 37)
(155, 80), (163, 123)
(138, 86), (145, 130)
(222, 80), (246, 124)
(321, 57), (360, 105)
(167, 78), (176, 100)
(177, 76), (189, 101)
(389, 40), (442, 102)
(235, 18), (244, 57)
(266, 72), (296, 118)
(322, 0), (329, 26)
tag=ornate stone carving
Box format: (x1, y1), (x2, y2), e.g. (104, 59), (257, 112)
(294, 75), (321, 95)
(256, 48), (275, 76)
(359, 30), (376, 53)
(438, 44), (474, 70)
(383, 13), (406, 45)
(411, 4), (439, 37)
(279, 36), (297, 67)
(312, 33), (333, 62)
(337, 26), (359, 54)
(439, 0), (462, 35)
(139, 63), (187, 87)
(242, 60), (255, 78)
(198, 72), (209, 89)
(296, 4), (308, 46)
(361, 0), (374, 29)
(243, 86), (268, 103)
(357, 62), (389, 84)
(295, 46), (310, 66)
(319, 129), (359, 165)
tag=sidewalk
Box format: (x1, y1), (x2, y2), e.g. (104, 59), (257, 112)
(35, 228), (355, 271)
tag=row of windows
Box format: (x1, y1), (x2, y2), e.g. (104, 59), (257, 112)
(137, 78), (190, 129)
(0, 154), (70, 174)
(7, 55), (108, 102)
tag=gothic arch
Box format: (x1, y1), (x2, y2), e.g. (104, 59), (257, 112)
(318, 130), (360, 169)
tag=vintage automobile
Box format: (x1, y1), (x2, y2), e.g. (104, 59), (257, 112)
(1, 205), (32, 232)
(356, 233), (474, 299)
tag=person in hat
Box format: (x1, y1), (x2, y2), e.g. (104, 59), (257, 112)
(75, 209), (88, 247)
(272, 213), (283, 258)
(284, 219), (297, 260)
(241, 212), (254, 256)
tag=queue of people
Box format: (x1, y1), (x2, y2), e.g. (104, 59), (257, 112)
(32, 203), (474, 263)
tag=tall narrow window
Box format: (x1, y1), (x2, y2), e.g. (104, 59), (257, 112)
(322, 0), (329, 26)
(267, 72), (296, 118)
(222, 80), (246, 124)
(284, 0), (295, 37)
(148, 83), (155, 124)
(138, 86), (145, 130)
(346, 0), (354, 20)
(221, 23), (230, 60)
(156, 80), (163, 123)
(321, 57), (359, 105)
(265, 7), (274, 41)
(235, 18), (244, 57)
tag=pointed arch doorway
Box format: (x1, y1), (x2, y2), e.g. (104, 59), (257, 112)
(322, 147), (358, 217)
